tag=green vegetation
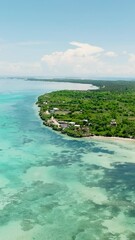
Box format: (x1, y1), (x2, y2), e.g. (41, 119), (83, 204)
(37, 80), (135, 138)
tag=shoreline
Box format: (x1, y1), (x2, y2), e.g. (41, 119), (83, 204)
(37, 109), (135, 143)
(39, 119), (135, 143)
(35, 101), (135, 143)
(37, 84), (135, 142)
(86, 135), (135, 143)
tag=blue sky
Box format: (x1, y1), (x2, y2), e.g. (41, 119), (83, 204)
(0, 0), (135, 77)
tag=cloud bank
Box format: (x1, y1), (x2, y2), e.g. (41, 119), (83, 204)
(0, 41), (135, 77)
(41, 41), (135, 77)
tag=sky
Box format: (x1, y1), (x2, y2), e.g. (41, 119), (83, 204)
(0, 0), (135, 78)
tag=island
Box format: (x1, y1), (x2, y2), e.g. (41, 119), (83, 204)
(37, 80), (135, 138)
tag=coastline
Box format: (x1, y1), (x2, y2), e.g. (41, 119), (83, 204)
(86, 135), (135, 143)
(37, 81), (135, 142)
(38, 119), (135, 143)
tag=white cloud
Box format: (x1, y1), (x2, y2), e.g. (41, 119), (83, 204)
(41, 42), (135, 77)
(105, 51), (118, 57)
(122, 50), (128, 55)
(41, 41), (105, 76)
(0, 61), (42, 75)
(128, 53), (135, 63)
(42, 41), (104, 63)
(1, 41), (135, 77)
(70, 41), (104, 55)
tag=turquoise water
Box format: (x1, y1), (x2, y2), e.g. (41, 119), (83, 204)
(0, 78), (135, 240)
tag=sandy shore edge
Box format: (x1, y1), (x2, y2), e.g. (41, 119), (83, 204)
(85, 135), (135, 143)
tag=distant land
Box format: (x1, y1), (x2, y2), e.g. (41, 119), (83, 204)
(27, 77), (135, 82)
(0, 76), (135, 81)
(27, 77), (135, 91)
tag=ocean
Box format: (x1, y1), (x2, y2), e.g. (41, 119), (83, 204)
(0, 77), (135, 240)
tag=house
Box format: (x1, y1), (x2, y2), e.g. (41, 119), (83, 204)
(47, 116), (60, 127)
(74, 124), (80, 128)
(60, 123), (68, 129)
(69, 122), (75, 126)
(53, 108), (59, 111)
(83, 119), (88, 123)
(49, 108), (59, 114)
(83, 119), (88, 125)
(110, 119), (117, 126)
(45, 110), (50, 115)
(50, 109), (54, 114)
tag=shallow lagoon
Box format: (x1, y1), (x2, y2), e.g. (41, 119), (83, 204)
(0, 78), (135, 240)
